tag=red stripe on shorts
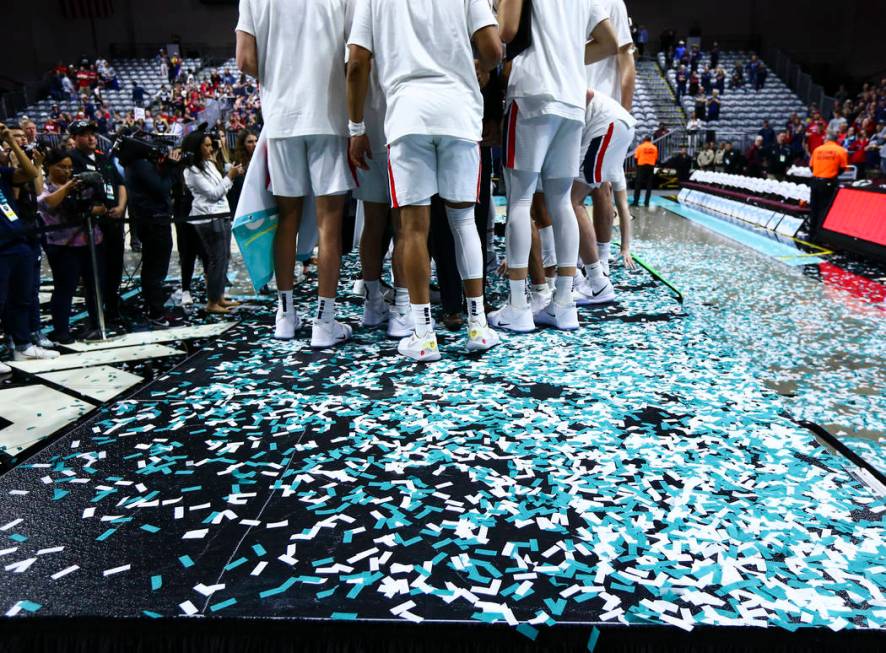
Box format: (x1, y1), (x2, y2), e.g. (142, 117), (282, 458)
(476, 144), (482, 202)
(506, 101), (519, 169)
(594, 122), (615, 184)
(386, 145), (399, 209)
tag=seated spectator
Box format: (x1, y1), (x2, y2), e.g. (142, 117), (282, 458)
(653, 122), (670, 140)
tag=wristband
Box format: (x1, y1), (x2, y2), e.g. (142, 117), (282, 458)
(348, 120), (366, 137)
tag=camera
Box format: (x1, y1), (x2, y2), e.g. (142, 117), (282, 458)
(113, 131), (191, 167)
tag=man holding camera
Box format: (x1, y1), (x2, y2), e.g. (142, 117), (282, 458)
(123, 144), (182, 327)
(0, 123), (59, 369)
(69, 120), (128, 328)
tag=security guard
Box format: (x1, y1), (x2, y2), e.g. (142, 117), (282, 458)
(632, 136), (659, 207)
(69, 120), (128, 326)
(808, 132), (848, 237)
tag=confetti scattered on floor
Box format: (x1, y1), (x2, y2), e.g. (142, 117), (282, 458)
(0, 228), (883, 644)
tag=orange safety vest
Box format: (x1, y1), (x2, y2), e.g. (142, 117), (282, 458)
(635, 142), (658, 166)
(810, 142), (848, 179)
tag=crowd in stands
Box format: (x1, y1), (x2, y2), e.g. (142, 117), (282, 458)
(32, 50), (264, 146)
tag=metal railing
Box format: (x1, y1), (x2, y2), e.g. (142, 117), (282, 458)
(766, 48), (835, 115)
(626, 127), (685, 174)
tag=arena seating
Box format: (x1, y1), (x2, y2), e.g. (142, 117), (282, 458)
(15, 57), (202, 130)
(659, 51), (806, 137)
(632, 60), (686, 139)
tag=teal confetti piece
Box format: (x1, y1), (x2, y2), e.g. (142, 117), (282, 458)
(151, 575), (162, 591)
(516, 624), (538, 641)
(210, 598), (237, 612)
(331, 612), (358, 620)
(140, 524), (160, 533)
(96, 528), (117, 542)
(587, 627), (600, 652)
(178, 555), (194, 568)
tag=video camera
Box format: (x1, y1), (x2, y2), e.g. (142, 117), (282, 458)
(112, 130), (193, 167)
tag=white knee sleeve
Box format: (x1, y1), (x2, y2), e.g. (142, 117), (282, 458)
(538, 225), (556, 268)
(542, 177), (579, 269)
(445, 205), (484, 281)
(505, 169), (538, 269)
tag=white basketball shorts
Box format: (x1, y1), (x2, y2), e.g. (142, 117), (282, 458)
(267, 135), (355, 199)
(386, 135), (481, 208)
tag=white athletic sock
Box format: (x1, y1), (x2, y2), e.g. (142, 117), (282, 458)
(364, 279), (382, 301)
(531, 283), (548, 294)
(546, 276), (556, 291)
(316, 296), (336, 323)
(597, 242), (611, 262)
(585, 261), (605, 281)
(278, 290), (293, 314)
(411, 303), (433, 337)
(467, 296), (486, 326)
(554, 275), (574, 306)
(394, 287), (409, 315)
(509, 279), (529, 309)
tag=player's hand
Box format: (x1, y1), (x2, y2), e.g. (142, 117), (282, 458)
(32, 148), (45, 167)
(621, 249), (637, 270)
(92, 205), (108, 216)
(227, 163), (244, 179)
(0, 124), (9, 143)
(167, 149), (182, 163)
(108, 206), (124, 219)
(349, 134), (372, 172)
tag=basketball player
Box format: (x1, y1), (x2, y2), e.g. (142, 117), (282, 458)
(573, 87), (636, 305)
(344, 3), (412, 338)
(236, 0), (355, 348)
(490, 0), (618, 332)
(347, 0), (503, 362)
(574, 0), (636, 289)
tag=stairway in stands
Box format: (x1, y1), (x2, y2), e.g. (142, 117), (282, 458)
(633, 59), (686, 138)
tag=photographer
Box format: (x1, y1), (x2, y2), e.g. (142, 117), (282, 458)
(0, 125), (59, 365)
(38, 147), (106, 345)
(69, 120), (128, 326)
(181, 130), (243, 315)
(121, 141), (182, 327)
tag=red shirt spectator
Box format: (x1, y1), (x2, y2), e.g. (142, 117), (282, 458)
(76, 69), (91, 89)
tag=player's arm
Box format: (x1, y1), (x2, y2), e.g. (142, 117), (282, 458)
(235, 31), (259, 79)
(346, 45), (373, 171)
(474, 26), (503, 72)
(497, 0), (524, 44)
(585, 19), (618, 65)
(347, 45), (371, 126)
(616, 43), (636, 112)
